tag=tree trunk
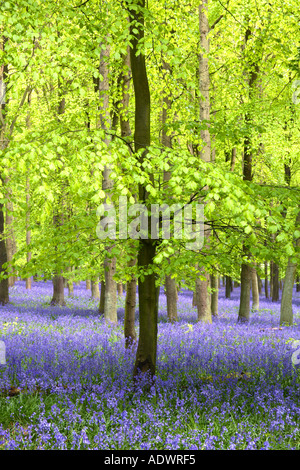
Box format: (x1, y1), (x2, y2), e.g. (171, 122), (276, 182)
(91, 278), (100, 300)
(251, 266), (259, 311)
(237, 25), (259, 324)
(280, 211), (300, 325)
(211, 273), (218, 316)
(50, 275), (65, 306)
(270, 260), (273, 298)
(272, 262), (279, 302)
(104, 258), (117, 323)
(97, 39), (118, 324)
(280, 260), (296, 325)
(225, 275), (231, 299)
(128, 0), (158, 380)
(86, 279), (91, 290)
(99, 280), (105, 314)
(165, 275), (178, 322)
(264, 261), (269, 298)
(25, 172), (31, 289)
(195, 267), (211, 323)
(5, 182), (17, 287)
(117, 283), (123, 296)
(124, 257), (137, 348)
(296, 275), (300, 292)
(238, 261), (252, 322)
(161, 52), (177, 324)
(0, 204), (9, 305)
(194, 0), (212, 324)
(0, 37), (9, 304)
(67, 267), (74, 296)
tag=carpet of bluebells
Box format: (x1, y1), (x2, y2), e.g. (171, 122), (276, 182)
(0, 280), (300, 450)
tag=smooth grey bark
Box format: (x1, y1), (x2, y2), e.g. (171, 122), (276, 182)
(91, 278), (100, 300)
(5, 182), (17, 287)
(25, 93), (32, 289)
(238, 25), (259, 324)
(280, 211), (300, 325)
(238, 261), (252, 322)
(161, 55), (178, 324)
(195, 266), (211, 323)
(50, 72), (66, 307)
(97, 40), (118, 324)
(194, 0), (212, 324)
(165, 275), (178, 322)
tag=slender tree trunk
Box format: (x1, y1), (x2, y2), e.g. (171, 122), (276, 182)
(195, 266), (211, 323)
(25, 172), (31, 289)
(211, 273), (218, 316)
(97, 39), (118, 324)
(165, 275), (178, 322)
(161, 54), (178, 324)
(50, 71), (66, 307)
(67, 267), (74, 296)
(0, 37), (9, 304)
(99, 280), (105, 314)
(91, 278), (100, 300)
(128, 0), (158, 380)
(86, 279), (91, 290)
(238, 260), (252, 322)
(117, 283), (123, 296)
(251, 266), (259, 311)
(116, 47), (138, 344)
(5, 182), (16, 287)
(238, 25), (259, 323)
(280, 260), (297, 326)
(270, 260), (273, 298)
(192, 290), (196, 307)
(264, 261), (269, 298)
(257, 274), (262, 294)
(225, 275), (231, 299)
(280, 211), (300, 325)
(0, 205), (9, 305)
(296, 275), (300, 293)
(124, 258), (137, 348)
(194, 0), (212, 324)
(230, 147), (236, 172)
(272, 262), (279, 302)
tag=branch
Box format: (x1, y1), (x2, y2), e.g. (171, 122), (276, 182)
(73, 0), (90, 7)
(210, 0), (230, 30)
(9, 86), (31, 136)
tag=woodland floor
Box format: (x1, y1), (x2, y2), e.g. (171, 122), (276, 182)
(0, 281), (300, 450)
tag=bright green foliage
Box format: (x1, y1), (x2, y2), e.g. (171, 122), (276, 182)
(0, 0), (299, 286)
